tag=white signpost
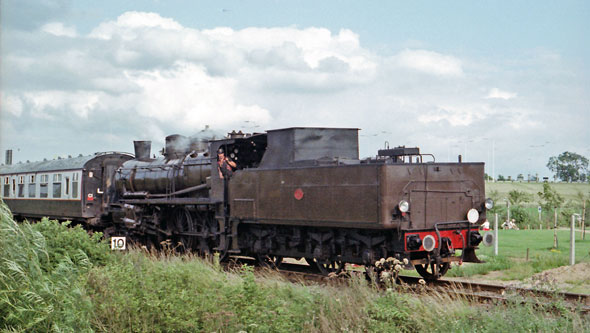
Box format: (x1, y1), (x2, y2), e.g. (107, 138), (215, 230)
(111, 237), (126, 250)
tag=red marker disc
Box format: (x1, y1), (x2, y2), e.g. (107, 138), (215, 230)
(294, 188), (304, 200)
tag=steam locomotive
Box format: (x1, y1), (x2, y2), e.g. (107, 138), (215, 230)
(0, 127), (494, 279)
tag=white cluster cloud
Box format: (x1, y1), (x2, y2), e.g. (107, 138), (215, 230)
(1, 11), (587, 178)
(41, 22), (77, 37)
(395, 49), (463, 76)
(486, 88), (517, 100)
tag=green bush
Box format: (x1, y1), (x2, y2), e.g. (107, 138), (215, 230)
(510, 205), (535, 228)
(0, 201), (98, 332)
(31, 218), (111, 272)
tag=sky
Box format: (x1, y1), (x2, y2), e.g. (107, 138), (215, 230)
(1, 0), (589, 180)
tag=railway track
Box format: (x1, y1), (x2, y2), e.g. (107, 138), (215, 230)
(224, 259), (590, 314)
(399, 275), (590, 305)
(398, 275), (590, 314)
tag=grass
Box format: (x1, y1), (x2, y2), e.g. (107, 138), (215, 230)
(2, 200), (590, 332)
(443, 229), (590, 284)
(486, 181), (590, 204)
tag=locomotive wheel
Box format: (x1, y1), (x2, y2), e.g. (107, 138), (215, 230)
(415, 262), (450, 280)
(174, 208), (195, 251)
(255, 254), (283, 268)
(193, 210), (213, 256)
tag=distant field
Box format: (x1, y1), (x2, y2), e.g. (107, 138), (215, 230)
(477, 229), (590, 263)
(486, 181), (590, 204)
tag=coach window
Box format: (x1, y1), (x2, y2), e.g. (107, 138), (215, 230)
(12, 178), (16, 197)
(65, 176), (70, 197)
(3, 177), (9, 197)
(40, 175), (48, 198)
(18, 176), (25, 198)
(72, 173), (79, 199)
(53, 174), (62, 198)
(29, 175), (36, 198)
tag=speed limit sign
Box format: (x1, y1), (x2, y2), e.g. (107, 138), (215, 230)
(111, 237), (126, 250)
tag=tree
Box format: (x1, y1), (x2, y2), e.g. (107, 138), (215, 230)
(508, 190), (532, 205)
(537, 183), (564, 211)
(486, 189), (501, 215)
(547, 151), (589, 182)
(497, 175), (505, 181)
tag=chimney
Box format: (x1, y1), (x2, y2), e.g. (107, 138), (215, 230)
(164, 134), (188, 159)
(5, 150), (12, 165)
(133, 141), (152, 161)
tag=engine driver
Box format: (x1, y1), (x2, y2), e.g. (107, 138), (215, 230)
(217, 148), (237, 179)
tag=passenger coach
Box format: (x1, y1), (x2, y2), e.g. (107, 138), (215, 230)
(0, 152), (133, 224)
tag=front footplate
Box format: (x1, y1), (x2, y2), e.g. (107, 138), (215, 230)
(410, 248), (483, 266)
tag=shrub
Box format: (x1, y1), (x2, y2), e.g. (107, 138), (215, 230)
(31, 218), (111, 272)
(510, 205), (534, 228)
(0, 201), (96, 331)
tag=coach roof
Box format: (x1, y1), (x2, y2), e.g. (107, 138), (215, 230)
(0, 152), (132, 175)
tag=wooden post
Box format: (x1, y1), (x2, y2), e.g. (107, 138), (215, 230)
(507, 200), (510, 227)
(526, 248), (529, 261)
(570, 215), (575, 266)
(583, 200), (586, 241)
(494, 213), (498, 256)
(553, 208), (558, 249)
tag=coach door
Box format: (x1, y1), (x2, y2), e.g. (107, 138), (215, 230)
(102, 163), (118, 206)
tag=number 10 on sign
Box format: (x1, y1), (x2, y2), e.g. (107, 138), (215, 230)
(111, 237), (126, 250)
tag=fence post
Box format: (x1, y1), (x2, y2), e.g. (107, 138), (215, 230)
(570, 214), (575, 266)
(553, 209), (558, 249)
(494, 213), (498, 256)
(583, 200), (586, 241)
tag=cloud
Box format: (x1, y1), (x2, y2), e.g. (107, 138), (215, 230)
(89, 11), (183, 40)
(128, 62), (272, 129)
(1, 11), (588, 181)
(23, 90), (103, 119)
(485, 88), (517, 100)
(395, 49), (463, 76)
(41, 22), (77, 37)
(1, 94), (24, 116)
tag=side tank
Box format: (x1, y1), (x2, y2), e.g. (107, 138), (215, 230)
(115, 137), (211, 195)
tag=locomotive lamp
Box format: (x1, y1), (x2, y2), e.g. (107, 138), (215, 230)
(398, 200), (410, 213)
(484, 198), (494, 210)
(467, 208), (479, 223)
(422, 235), (436, 252)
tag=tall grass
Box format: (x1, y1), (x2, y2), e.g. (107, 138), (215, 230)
(0, 202), (107, 331)
(1, 200), (589, 332)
